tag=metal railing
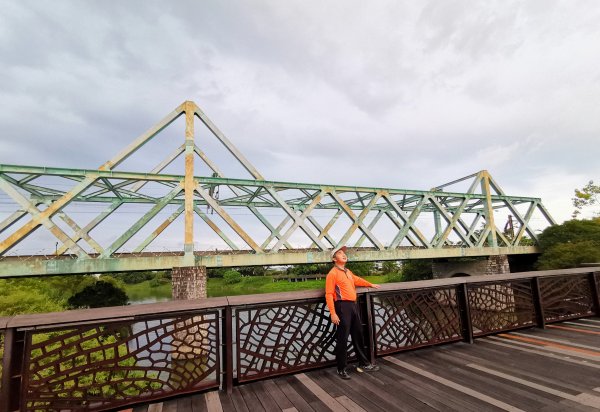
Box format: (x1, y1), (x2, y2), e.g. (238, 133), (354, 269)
(1, 267), (599, 412)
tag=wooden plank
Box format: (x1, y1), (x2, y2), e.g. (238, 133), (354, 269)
(467, 363), (600, 409)
(518, 328), (600, 348)
(5, 269), (598, 329)
(565, 321), (600, 330)
(161, 399), (178, 412)
(335, 395), (366, 412)
(177, 396), (193, 412)
(323, 367), (424, 412)
(275, 378), (316, 412)
(578, 318), (600, 324)
(190, 393), (208, 412)
(252, 380), (281, 411)
(445, 340), (600, 394)
(229, 387), (250, 412)
(7, 297), (228, 329)
(482, 337), (600, 371)
(404, 349), (562, 409)
(384, 356), (525, 412)
(353, 363), (447, 412)
(493, 334), (600, 361)
(217, 391), (236, 412)
(147, 403), (163, 412)
(285, 375), (321, 405)
(239, 384), (266, 412)
(313, 369), (385, 412)
(397, 375), (487, 412)
(205, 391), (224, 412)
(376, 360), (487, 412)
(295, 373), (347, 412)
(308, 400), (336, 412)
(226, 290), (323, 306)
(410, 347), (588, 410)
(262, 378), (295, 410)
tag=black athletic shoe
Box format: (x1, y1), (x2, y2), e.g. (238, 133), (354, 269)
(356, 363), (380, 373)
(337, 369), (351, 380)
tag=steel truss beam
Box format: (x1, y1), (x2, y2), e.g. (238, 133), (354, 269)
(0, 101), (555, 277)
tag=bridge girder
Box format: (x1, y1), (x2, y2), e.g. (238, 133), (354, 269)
(0, 101), (556, 277)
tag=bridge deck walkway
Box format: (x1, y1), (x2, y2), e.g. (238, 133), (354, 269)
(132, 318), (600, 412)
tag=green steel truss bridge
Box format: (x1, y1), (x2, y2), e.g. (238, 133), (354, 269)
(0, 101), (555, 277)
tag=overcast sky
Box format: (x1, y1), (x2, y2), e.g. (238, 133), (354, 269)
(1, 1), (599, 251)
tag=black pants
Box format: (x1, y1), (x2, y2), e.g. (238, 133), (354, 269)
(334, 300), (370, 371)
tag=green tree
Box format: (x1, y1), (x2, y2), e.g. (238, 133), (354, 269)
(346, 261), (375, 277)
(237, 266), (267, 277)
(67, 281), (129, 309)
(572, 181), (599, 218)
(0, 276), (83, 316)
(536, 218), (600, 269)
(536, 240), (600, 270)
(0, 284), (64, 316)
(381, 261), (399, 275)
(207, 267), (228, 278)
(287, 263), (329, 276)
(401, 260), (433, 282)
(223, 270), (242, 284)
(537, 218), (600, 250)
(110, 271), (155, 284)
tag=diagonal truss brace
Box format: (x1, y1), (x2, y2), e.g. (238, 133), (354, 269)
(0, 175), (96, 257)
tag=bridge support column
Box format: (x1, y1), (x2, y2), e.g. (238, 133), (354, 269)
(172, 266), (207, 300)
(170, 266), (209, 366)
(432, 255), (510, 278)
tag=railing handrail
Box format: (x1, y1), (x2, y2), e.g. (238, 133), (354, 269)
(1, 267), (598, 331)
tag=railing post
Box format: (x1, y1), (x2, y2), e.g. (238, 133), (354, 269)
(589, 272), (600, 316)
(0, 328), (25, 412)
(456, 283), (473, 344)
(222, 306), (233, 394)
(364, 292), (376, 364)
(531, 277), (546, 329)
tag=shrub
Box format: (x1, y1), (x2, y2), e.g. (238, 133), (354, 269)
(110, 272), (154, 284)
(401, 260), (433, 282)
(67, 281), (129, 309)
(223, 270), (242, 284)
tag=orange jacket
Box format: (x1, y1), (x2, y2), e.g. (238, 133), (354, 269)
(325, 266), (373, 317)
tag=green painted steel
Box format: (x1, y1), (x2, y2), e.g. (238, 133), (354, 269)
(0, 246), (539, 277)
(0, 101), (556, 277)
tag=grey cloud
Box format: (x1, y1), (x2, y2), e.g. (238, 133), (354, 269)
(0, 0), (599, 226)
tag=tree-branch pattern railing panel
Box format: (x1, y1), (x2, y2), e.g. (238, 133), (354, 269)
(539, 275), (594, 322)
(2, 269), (599, 411)
(0, 330), (4, 395)
(372, 287), (462, 355)
(596, 273), (600, 303)
(22, 311), (219, 412)
(468, 280), (536, 336)
(236, 300), (344, 382)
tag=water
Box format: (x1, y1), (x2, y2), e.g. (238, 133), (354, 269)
(129, 296), (171, 305)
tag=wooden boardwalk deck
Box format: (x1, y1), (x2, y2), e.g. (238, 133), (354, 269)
(131, 318), (600, 412)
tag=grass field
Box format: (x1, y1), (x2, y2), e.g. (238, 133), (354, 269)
(124, 274), (392, 302)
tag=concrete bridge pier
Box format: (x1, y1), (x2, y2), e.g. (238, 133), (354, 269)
(432, 255), (510, 278)
(170, 266), (210, 364)
(172, 266), (207, 300)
